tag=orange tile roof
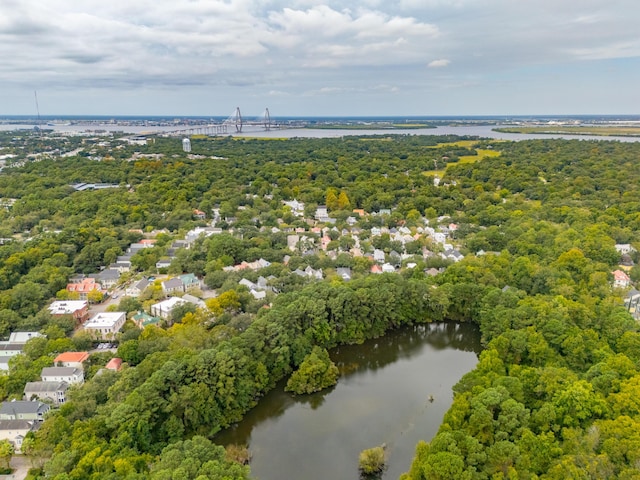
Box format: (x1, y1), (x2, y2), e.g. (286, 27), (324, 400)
(54, 352), (89, 364)
(67, 278), (102, 293)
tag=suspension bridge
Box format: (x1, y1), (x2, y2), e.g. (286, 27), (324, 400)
(169, 107), (276, 136)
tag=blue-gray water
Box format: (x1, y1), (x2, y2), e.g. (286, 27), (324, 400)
(2, 122), (640, 142)
(215, 322), (481, 480)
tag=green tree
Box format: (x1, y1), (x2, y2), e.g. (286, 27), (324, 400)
(0, 439), (13, 471)
(285, 346), (339, 394)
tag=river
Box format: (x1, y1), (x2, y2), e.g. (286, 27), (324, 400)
(215, 322), (481, 480)
(2, 123), (640, 142)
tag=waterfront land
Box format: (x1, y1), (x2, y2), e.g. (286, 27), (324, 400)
(496, 125), (640, 137)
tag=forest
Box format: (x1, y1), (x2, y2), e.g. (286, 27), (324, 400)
(0, 131), (639, 478)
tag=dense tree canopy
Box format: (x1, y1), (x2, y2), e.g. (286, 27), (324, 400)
(1, 132), (640, 478)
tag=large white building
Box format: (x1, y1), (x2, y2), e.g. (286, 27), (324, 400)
(83, 312), (126, 340)
(151, 297), (188, 320)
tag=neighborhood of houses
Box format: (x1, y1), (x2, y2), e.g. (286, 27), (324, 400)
(0, 201), (637, 453)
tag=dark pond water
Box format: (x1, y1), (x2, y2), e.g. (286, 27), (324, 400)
(215, 322), (482, 480)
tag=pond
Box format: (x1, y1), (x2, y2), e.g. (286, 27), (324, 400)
(215, 322), (482, 479)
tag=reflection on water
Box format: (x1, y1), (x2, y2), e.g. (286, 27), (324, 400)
(215, 322), (481, 480)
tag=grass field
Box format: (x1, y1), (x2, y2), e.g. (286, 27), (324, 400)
(427, 142), (501, 176)
(495, 126), (640, 137)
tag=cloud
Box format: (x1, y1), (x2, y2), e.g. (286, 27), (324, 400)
(0, 1), (639, 115)
(428, 59), (450, 68)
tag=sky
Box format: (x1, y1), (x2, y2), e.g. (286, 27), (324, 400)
(1, 0), (639, 117)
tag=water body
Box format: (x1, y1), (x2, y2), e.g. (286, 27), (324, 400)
(2, 123), (640, 142)
(215, 322), (481, 480)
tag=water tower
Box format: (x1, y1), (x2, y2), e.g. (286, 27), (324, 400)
(182, 138), (191, 153)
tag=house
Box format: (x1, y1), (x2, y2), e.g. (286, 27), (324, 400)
(613, 269), (632, 288)
(41, 367), (84, 385)
(91, 268), (121, 288)
(151, 297), (188, 320)
(110, 260), (131, 274)
(382, 263), (396, 273)
(303, 266), (323, 280)
(183, 294), (206, 309)
(249, 289), (267, 300)
(352, 209), (366, 217)
(321, 235), (332, 251)
(179, 273), (201, 291)
(371, 265), (383, 274)
(7, 332), (43, 344)
(287, 235), (300, 252)
(156, 258), (172, 271)
(0, 332), (44, 371)
(315, 205), (329, 220)
(0, 401), (49, 421)
(336, 268), (352, 281)
(193, 209), (206, 220)
(425, 268), (441, 277)
(373, 249), (386, 263)
(66, 278), (103, 301)
(125, 278), (150, 298)
(0, 420), (38, 453)
(48, 300), (89, 324)
(24, 381), (69, 406)
(625, 289), (640, 319)
(283, 199), (305, 217)
(132, 311), (161, 329)
(54, 352), (89, 369)
(0, 346), (21, 371)
(616, 244), (636, 255)
(161, 277), (184, 295)
(442, 249), (464, 262)
(83, 312), (126, 340)
(185, 227), (220, 246)
(105, 358), (123, 372)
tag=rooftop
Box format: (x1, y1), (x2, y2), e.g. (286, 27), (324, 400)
(54, 352), (89, 364)
(24, 381), (69, 393)
(41, 367), (82, 377)
(84, 312), (126, 329)
(48, 301), (88, 315)
(0, 400), (49, 416)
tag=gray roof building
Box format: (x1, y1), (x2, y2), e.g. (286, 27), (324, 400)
(0, 400), (49, 421)
(24, 381), (69, 406)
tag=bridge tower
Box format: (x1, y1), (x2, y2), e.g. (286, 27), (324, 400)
(264, 108), (271, 130)
(234, 107), (243, 133)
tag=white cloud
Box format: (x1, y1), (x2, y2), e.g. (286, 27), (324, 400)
(0, 0), (639, 114)
(428, 59), (450, 68)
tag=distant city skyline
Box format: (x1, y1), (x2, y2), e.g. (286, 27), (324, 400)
(1, 1), (639, 116)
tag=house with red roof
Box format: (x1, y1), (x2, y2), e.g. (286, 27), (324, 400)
(66, 278), (103, 301)
(105, 358), (123, 372)
(54, 352), (89, 369)
(613, 269), (631, 288)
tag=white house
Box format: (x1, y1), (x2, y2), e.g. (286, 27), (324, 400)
(125, 278), (150, 298)
(283, 199), (305, 217)
(40, 367), (84, 385)
(616, 244), (637, 255)
(373, 249), (386, 263)
(83, 312), (126, 340)
(0, 420), (38, 453)
(613, 269), (632, 288)
(151, 297), (188, 320)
